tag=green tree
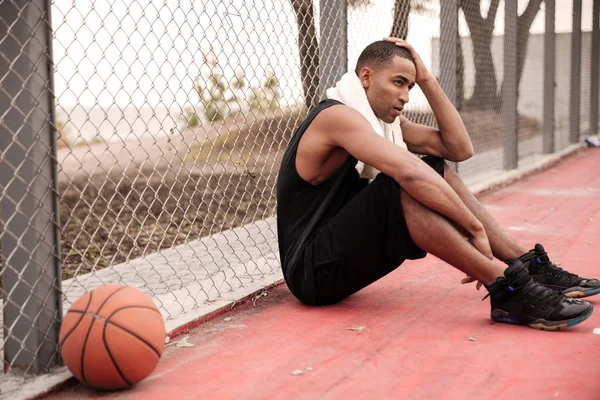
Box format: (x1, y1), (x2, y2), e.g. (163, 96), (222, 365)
(182, 106), (200, 128)
(196, 48), (227, 122)
(249, 68), (282, 112)
(186, 47), (282, 127)
(195, 47), (246, 122)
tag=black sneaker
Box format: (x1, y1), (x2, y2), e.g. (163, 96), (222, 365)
(516, 244), (600, 298)
(485, 260), (593, 330)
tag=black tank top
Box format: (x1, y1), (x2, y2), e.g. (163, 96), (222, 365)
(276, 99), (366, 273)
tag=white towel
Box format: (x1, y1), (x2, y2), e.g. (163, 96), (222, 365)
(326, 71), (407, 180)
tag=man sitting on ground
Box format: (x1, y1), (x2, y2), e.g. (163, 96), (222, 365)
(276, 38), (599, 330)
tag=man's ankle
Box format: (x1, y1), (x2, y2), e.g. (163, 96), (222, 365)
(504, 248), (534, 264)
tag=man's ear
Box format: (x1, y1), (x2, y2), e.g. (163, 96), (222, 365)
(358, 67), (373, 89)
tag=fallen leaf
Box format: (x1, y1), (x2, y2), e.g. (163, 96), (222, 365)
(291, 370), (304, 376)
(305, 367), (313, 371)
(468, 336), (476, 341)
(174, 336), (194, 348)
(349, 326), (367, 331)
(253, 291), (269, 306)
(224, 317), (232, 322)
(165, 336), (171, 344)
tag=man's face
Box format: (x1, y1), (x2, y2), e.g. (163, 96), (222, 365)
(359, 56), (416, 124)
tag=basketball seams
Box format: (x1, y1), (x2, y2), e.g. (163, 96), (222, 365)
(59, 291), (93, 349)
(106, 304), (162, 316)
(80, 286), (128, 386)
(102, 321), (132, 387)
(67, 305), (161, 319)
(105, 306), (164, 358)
(105, 321), (162, 359)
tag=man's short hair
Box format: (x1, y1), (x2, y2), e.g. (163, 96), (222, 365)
(354, 40), (415, 75)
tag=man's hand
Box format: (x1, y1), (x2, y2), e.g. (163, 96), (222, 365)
(461, 275), (483, 290)
(383, 37), (434, 85)
(384, 36), (474, 162)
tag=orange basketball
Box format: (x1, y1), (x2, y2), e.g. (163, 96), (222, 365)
(59, 284), (166, 391)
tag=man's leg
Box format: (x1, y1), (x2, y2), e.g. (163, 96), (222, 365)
(442, 161), (600, 298)
(400, 190), (505, 285)
(443, 163), (526, 261)
(400, 188), (593, 330)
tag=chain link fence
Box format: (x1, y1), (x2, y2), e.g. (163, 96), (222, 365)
(456, 0), (510, 178)
(1, 0), (599, 391)
(52, 0), (299, 318)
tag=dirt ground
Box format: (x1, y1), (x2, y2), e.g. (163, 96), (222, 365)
(58, 170), (279, 279)
(57, 110), (301, 279)
(1, 108), (541, 280)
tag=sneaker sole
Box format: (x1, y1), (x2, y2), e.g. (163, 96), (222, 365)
(563, 287), (600, 299)
(540, 284), (600, 299)
(491, 307), (594, 331)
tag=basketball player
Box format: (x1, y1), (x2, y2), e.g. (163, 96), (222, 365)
(276, 38), (600, 330)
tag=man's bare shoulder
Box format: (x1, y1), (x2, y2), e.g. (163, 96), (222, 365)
(315, 104), (364, 124)
(309, 103), (373, 143)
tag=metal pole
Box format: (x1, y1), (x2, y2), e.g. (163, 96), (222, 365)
(570, 0), (582, 143)
(503, 0), (518, 169)
(591, 0), (600, 136)
(439, 0), (458, 105)
(440, 0), (459, 172)
(319, 0), (348, 99)
(543, 0), (556, 153)
(0, 0), (62, 374)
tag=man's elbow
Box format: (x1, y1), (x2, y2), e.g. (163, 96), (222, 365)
(453, 148), (474, 162)
(449, 143), (474, 162)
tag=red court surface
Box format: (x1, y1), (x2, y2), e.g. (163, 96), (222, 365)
(48, 149), (600, 400)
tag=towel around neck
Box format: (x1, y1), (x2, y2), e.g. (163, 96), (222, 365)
(326, 71), (407, 180)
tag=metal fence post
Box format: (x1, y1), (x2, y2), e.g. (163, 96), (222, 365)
(543, 0), (556, 153)
(0, 0), (62, 374)
(591, 0), (600, 136)
(319, 0), (348, 99)
(440, 0), (458, 172)
(503, 0), (518, 169)
(439, 0), (458, 105)
(570, 0), (582, 144)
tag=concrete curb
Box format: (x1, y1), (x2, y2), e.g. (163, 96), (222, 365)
(469, 143), (587, 196)
(10, 142), (591, 400)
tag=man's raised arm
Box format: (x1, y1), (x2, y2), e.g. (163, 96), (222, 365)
(385, 37), (474, 162)
(313, 104), (491, 259)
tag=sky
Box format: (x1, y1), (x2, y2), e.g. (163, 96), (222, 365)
(50, 0), (595, 138)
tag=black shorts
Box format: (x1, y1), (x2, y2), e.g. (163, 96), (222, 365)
(285, 155), (446, 306)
